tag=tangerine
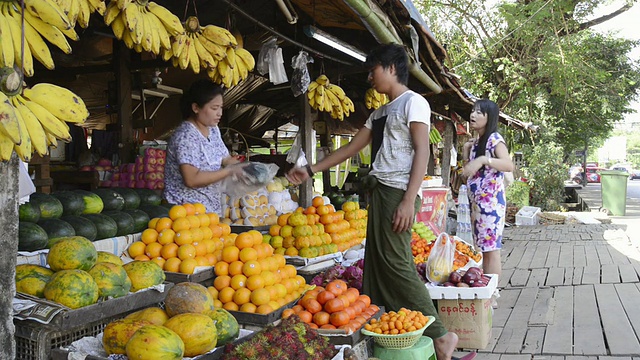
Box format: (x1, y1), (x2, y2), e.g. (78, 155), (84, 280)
(174, 230), (193, 245)
(330, 311), (350, 327)
(183, 203), (196, 216)
(145, 242), (163, 258)
(255, 304), (273, 314)
(228, 261), (244, 276)
(179, 258), (198, 274)
(214, 261), (229, 276)
(186, 215), (201, 228)
(163, 257), (181, 272)
(134, 254), (150, 261)
(177, 244), (196, 260)
(242, 260), (262, 277)
(168, 205), (187, 220)
(313, 311), (330, 326)
(193, 203), (207, 215)
(247, 230), (263, 246)
(220, 223), (231, 236)
(239, 302), (257, 313)
(151, 257), (165, 269)
(128, 241), (146, 258)
(207, 213), (220, 225)
(219, 287), (235, 304)
(155, 217), (173, 232)
(250, 288), (270, 306)
(213, 275), (232, 291)
(148, 217), (160, 229)
(230, 274), (247, 290)
(172, 217), (190, 232)
(157, 228), (176, 245)
(312, 196), (324, 207)
(297, 310), (313, 323)
(246, 275), (265, 290)
(221, 246), (240, 263)
(141, 229), (159, 244)
(233, 287), (251, 305)
(210, 224), (223, 238)
(239, 247), (258, 262)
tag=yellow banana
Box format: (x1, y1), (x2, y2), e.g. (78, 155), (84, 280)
(22, 18), (55, 70)
(11, 96), (47, 156)
(3, 6), (34, 77)
(144, 10), (160, 54)
(0, 91), (22, 144)
(104, 0), (120, 25)
(217, 54), (230, 79)
(23, 83), (89, 123)
(231, 64), (240, 86)
(110, 13), (126, 39)
(146, 2), (183, 36)
(202, 25), (233, 47)
(11, 100), (32, 161)
(0, 8), (16, 67)
(116, 0), (131, 10)
(123, 2), (142, 44)
(0, 133), (14, 161)
(160, 47), (172, 61)
(46, 132), (57, 147)
(178, 37), (190, 70)
(316, 75), (329, 86)
(76, 0), (90, 28)
(315, 85), (325, 110)
(235, 48), (255, 71)
(235, 53), (248, 80)
(171, 33), (186, 59)
(193, 36), (216, 69)
(147, 13), (169, 51)
(24, 0), (72, 30)
(224, 47), (236, 69)
(344, 96), (355, 113)
(121, 25), (134, 48)
(326, 84), (346, 101)
(22, 98), (71, 141)
(23, 9), (72, 54)
(188, 36), (200, 74)
(87, 0), (106, 15)
(198, 36), (226, 61)
(308, 81), (319, 93)
(139, 9), (152, 52)
(307, 88), (316, 101)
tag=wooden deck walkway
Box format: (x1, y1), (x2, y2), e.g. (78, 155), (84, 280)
(462, 223), (640, 360)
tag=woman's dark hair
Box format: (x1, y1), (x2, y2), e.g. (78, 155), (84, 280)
(473, 99), (500, 157)
(180, 79), (224, 119)
(364, 44), (409, 86)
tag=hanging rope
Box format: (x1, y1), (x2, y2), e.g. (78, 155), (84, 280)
(19, 0), (26, 79)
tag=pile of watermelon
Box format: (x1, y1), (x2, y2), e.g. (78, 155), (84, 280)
(108, 148), (166, 190)
(18, 188), (168, 252)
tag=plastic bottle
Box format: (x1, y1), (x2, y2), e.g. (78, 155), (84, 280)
(456, 185), (473, 242)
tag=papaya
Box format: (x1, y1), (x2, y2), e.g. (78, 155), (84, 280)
(43, 269), (99, 309)
(122, 260), (165, 292)
(47, 236), (97, 271)
(15, 264), (54, 298)
(102, 318), (153, 355)
(125, 325), (184, 360)
(164, 282), (215, 317)
(163, 313), (217, 357)
(204, 308), (240, 346)
(125, 306), (169, 325)
(88, 262), (132, 298)
(96, 251), (124, 266)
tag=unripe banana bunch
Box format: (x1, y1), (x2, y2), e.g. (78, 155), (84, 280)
(0, 67), (88, 162)
(307, 75), (354, 121)
(104, 0), (184, 55)
(429, 128), (442, 144)
(0, 0), (80, 76)
(364, 88), (388, 110)
(165, 16), (255, 88)
(54, 0), (106, 28)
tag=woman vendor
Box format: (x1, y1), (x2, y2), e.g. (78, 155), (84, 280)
(164, 79), (242, 215)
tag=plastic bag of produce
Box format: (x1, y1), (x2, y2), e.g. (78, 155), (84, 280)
(426, 233), (455, 284)
(220, 162), (279, 198)
(290, 51), (313, 97)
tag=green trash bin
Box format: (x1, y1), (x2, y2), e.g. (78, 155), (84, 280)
(600, 170), (629, 216)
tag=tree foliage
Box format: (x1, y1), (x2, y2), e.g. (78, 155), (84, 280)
(418, 0), (640, 158)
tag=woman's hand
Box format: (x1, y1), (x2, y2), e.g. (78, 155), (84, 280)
(285, 166), (309, 185)
(462, 155), (488, 177)
(393, 198), (414, 233)
(222, 155), (242, 167)
(463, 139), (475, 158)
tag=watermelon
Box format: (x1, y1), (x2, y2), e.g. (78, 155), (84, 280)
(19, 202), (41, 223)
(28, 193), (64, 219)
(62, 215), (98, 241)
(134, 189), (162, 206)
(18, 222), (49, 251)
(51, 191), (86, 216)
(112, 188), (141, 209)
(206, 308), (239, 346)
(122, 209), (151, 233)
(139, 204), (169, 219)
(103, 211), (135, 236)
(82, 213), (118, 240)
(74, 190), (104, 214)
(37, 218), (76, 242)
(93, 189), (126, 211)
(44, 269), (99, 309)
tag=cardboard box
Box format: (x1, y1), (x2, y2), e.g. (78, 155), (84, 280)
(437, 298), (493, 349)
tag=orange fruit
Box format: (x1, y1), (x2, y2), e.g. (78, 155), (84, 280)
(155, 217), (173, 232)
(201, 238), (216, 253)
(183, 203), (196, 216)
(168, 205), (187, 220)
(240, 302), (257, 313)
(172, 217), (191, 232)
(250, 288), (270, 306)
(312, 196), (324, 207)
(174, 229), (193, 245)
(256, 304), (274, 315)
(246, 274), (265, 291)
(148, 217), (160, 229)
(157, 228), (176, 245)
(160, 243), (179, 259)
(222, 235), (236, 248)
(177, 244), (196, 260)
(179, 258), (198, 274)
(197, 214), (210, 227)
(193, 203), (207, 215)
(210, 224), (223, 238)
(195, 256), (209, 266)
(261, 271), (277, 287)
(223, 302), (239, 311)
(266, 285), (278, 300)
(298, 310), (313, 323)
(305, 206), (317, 215)
(230, 274), (247, 290)
(145, 242), (163, 258)
(233, 287), (252, 305)
(277, 213), (291, 227)
(273, 254), (286, 268)
(239, 247), (258, 262)
(207, 286), (219, 300)
(134, 254), (150, 261)
(186, 215), (201, 229)
(205, 253), (217, 266)
(163, 257), (181, 272)
(128, 241), (146, 258)
(191, 228), (204, 243)
(269, 225), (281, 237)
(220, 223), (231, 236)
(228, 261), (244, 276)
(242, 260), (262, 277)
(213, 300), (223, 309)
(221, 246), (240, 263)
(218, 286), (235, 303)
(151, 257), (166, 269)
(234, 233), (254, 250)
(247, 230), (263, 246)
(213, 275), (232, 291)
(141, 229), (159, 244)
(200, 226), (213, 241)
(208, 213), (220, 226)
(215, 261), (230, 276)
(193, 241), (208, 257)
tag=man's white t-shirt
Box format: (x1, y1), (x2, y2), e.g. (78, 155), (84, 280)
(364, 90), (431, 191)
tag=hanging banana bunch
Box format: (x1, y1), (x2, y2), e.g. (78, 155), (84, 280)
(0, 67), (88, 162)
(104, 0), (184, 55)
(0, 0), (80, 75)
(364, 88), (388, 110)
(429, 128), (442, 144)
(53, 0), (107, 28)
(307, 75), (354, 121)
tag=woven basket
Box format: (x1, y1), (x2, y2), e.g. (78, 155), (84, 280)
(538, 212), (565, 225)
(361, 316), (435, 349)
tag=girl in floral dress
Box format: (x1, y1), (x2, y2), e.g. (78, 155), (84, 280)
(462, 99), (514, 276)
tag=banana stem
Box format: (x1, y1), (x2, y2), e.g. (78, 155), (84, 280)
(185, 16), (200, 33)
(0, 67), (22, 96)
(135, 0), (149, 6)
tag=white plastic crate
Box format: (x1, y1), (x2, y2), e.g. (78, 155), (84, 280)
(515, 206), (541, 226)
(426, 274), (498, 300)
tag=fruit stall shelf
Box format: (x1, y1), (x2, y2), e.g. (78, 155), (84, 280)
(318, 306), (385, 346)
(228, 297), (301, 326)
(14, 283), (173, 331)
(164, 266), (215, 284)
(426, 274), (499, 300)
(230, 224), (271, 234)
(284, 251), (344, 267)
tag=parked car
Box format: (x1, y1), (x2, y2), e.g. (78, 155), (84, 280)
(630, 169), (640, 180)
(585, 167), (603, 183)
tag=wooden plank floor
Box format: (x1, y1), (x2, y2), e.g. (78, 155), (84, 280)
(460, 224), (640, 357)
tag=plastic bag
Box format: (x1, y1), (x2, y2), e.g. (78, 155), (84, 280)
(220, 162), (280, 198)
(257, 37), (278, 75)
(426, 233), (455, 284)
(268, 47), (288, 85)
(290, 51), (313, 97)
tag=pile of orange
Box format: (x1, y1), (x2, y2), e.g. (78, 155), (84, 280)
(282, 279), (380, 333)
(206, 230), (311, 315)
(127, 203), (233, 274)
(364, 308), (431, 335)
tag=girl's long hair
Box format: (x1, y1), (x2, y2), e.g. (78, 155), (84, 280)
(474, 99), (500, 157)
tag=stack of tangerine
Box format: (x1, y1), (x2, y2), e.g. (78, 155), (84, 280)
(208, 230), (311, 314)
(127, 203), (233, 274)
(282, 279), (380, 333)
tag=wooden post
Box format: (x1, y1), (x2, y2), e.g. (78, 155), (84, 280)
(0, 155), (19, 359)
(442, 120), (455, 187)
(319, 118), (333, 194)
(298, 95), (317, 207)
(114, 40), (133, 163)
